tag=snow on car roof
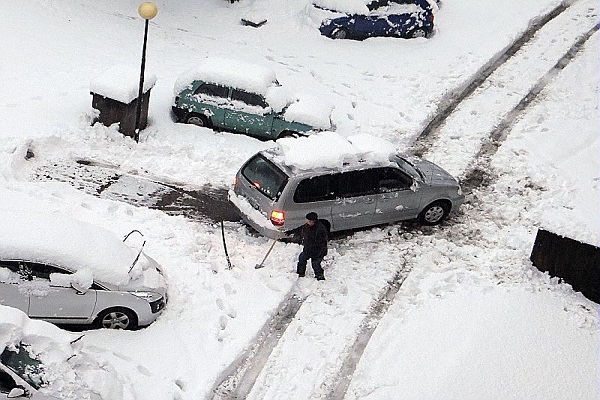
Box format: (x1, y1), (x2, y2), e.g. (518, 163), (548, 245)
(90, 64), (157, 104)
(174, 57), (278, 96)
(271, 132), (396, 171)
(312, 0), (371, 14)
(0, 210), (145, 287)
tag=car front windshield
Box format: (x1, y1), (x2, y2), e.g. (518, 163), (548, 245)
(395, 156), (424, 181)
(0, 345), (46, 390)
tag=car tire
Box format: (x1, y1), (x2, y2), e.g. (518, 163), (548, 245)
(185, 114), (210, 128)
(418, 201), (450, 225)
(331, 28), (348, 40)
(410, 28), (428, 39)
(95, 308), (138, 330)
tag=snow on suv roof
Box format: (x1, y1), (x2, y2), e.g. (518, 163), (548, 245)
(269, 132), (396, 172)
(174, 57), (278, 96)
(0, 210), (149, 287)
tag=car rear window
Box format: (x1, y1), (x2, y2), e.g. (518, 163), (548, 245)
(241, 154), (288, 200)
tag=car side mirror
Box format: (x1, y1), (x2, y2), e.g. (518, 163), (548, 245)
(8, 387), (26, 398)
(71, 281), (89, 295)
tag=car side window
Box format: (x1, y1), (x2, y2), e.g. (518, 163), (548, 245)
(376, 167), (412, 193)
(193, 83), (229, 98)
(28, 263), (69, 280)
(294, 174), (337, 203)
(231, 89), (268, 108)
(338, 170), (377, 198)
(0, 261), (32, 281)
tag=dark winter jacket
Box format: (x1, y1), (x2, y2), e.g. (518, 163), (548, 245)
(300, 221), (328, 258)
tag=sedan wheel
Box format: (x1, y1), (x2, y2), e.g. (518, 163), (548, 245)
(419, 201), (449, 225)
(97, 309), (137, 330)
(331, 28), (347, 40)
(185, 114), (207, 127)
(410, 28), (427, 38)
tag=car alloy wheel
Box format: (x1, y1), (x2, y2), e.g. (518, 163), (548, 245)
(331, 28), (347, 39)
(98, 309), (136, 330)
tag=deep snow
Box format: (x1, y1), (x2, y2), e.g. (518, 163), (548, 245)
(0, 0), (598, 399)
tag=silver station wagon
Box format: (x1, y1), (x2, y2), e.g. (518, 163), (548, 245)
(0, 211), (167, 330)
(229, 146), (465, 239)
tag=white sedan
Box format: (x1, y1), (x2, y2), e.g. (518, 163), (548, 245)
(0, 211), (167, 330)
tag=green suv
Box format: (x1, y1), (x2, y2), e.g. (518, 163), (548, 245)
(172, 58), (332, 140)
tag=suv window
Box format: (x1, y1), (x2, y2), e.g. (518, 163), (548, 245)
(231, 89), (268, 108)
(194, 83), (229, 98)
(241, 155), (288, 200)
(294, 175), (337, 203)
(376, 167), (412, 192)
(338, 170), (377, 198)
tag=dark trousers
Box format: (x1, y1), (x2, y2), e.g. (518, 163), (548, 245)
(296, 251), (324, 277)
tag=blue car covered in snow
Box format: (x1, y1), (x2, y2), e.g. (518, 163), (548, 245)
(316, 0), (436, 40)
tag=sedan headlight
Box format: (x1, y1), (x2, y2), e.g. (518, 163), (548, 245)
(130, 291), (163, 303)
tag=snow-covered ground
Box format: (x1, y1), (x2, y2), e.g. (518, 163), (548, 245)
(0, 0), (598, 399)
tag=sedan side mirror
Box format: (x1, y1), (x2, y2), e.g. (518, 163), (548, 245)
(71, 281), (89, 295)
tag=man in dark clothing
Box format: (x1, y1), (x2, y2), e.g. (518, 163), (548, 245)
(296, 212), (328, 280)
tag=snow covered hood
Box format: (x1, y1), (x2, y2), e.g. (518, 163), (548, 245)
(0, 210), (160, 288)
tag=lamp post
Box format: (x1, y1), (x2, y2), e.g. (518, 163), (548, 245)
(134, 2), (158, 143)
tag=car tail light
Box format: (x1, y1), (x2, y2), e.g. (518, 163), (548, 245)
(234, 176), (238, 189)
(430, 14), (434, 23)
(270, 210), (285, 226)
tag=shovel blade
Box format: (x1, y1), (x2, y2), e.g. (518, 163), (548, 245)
(255, 264), (265, 269)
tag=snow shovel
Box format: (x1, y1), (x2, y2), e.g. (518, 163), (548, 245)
(255, 237), (279, 269)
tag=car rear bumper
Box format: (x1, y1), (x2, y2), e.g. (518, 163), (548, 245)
(228, 189), (288, 240)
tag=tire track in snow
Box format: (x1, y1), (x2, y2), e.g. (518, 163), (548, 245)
(461, 24), (599, 191)
(211, 292), (306, 399)
(320, 266), (412, 399)
(411, 0), (572, 157)
(415, 0), (598, 188)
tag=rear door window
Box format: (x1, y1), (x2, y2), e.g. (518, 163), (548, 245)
(338, 170), (377, 198)
(241, 155), (288, 200)
(194, 83), (229, 98)
(231, 89), (269, 108)
(294, 174), (336, 203)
